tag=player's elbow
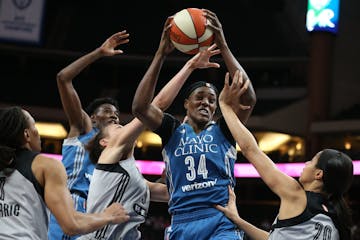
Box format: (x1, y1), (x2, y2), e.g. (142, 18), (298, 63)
(56, 70), (68, 85)
(152, 97), (168, 111)
(132, 101), (145, 118)
(240, 144), (259, 159)
(244, 85), (257, 108)
(248, 91), (257, 107)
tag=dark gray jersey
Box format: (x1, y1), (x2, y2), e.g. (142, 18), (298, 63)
(269, 191), (339, 240)
(79, 156), (150, 240)
(0, 149), (48, 240)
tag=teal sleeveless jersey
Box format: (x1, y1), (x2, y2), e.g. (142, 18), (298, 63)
(155, 113), (237, 215)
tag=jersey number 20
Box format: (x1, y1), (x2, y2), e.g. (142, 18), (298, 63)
(314, 222), (332, 240)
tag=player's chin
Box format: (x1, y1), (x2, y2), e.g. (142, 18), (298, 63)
(196, 115), (211, 124)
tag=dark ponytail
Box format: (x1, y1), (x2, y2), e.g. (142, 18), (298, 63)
(328, 194), (352, 240)
(317, 149), (354, 240)
(0, 107), (28, 174)
(0, 145), (16, 175)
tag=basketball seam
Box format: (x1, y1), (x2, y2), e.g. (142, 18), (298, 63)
(189, 9), (200, 42)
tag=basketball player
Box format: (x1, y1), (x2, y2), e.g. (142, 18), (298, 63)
(78, 17), (225, 240)
(0, 107), (130, 239)
(132, 10), (256, 240)
(48, 30), (129, 240)
(77, 119), (169, 240)
(216, 70), (354, 240)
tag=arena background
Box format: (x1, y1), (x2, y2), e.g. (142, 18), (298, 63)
(0, 0), (359, 239)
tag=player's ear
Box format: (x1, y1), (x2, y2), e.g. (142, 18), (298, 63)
(99, 138), (108, 147)
(23, 129), (30, 140)
(315, 169), (323, 180)
(184, 99), (189, 110)
(90, 114), (96, 123)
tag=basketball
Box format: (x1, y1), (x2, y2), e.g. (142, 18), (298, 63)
(170, 8), (214, 55)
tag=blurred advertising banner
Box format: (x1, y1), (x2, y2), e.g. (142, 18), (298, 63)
(0, 0), (45, 44)
(306, 0), (340, 34)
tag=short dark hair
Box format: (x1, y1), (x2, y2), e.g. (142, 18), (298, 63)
(85, 97), (119, 115)
(183, 81), (219, 100)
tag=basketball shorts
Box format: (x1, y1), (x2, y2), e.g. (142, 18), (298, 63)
(167, 208), (244, 240)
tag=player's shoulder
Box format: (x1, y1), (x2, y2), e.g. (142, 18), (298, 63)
(34, 154), (65, 172)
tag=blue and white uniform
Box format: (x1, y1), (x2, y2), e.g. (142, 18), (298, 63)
(48, 128), (98, 240)
(156, 113), (243, 240)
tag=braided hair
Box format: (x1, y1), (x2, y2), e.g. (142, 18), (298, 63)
(0, 107), (28, 175)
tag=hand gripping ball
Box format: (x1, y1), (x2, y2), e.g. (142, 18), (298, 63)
(170, 8), (214, 55)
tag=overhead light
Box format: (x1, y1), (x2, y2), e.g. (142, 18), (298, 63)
(35, 122), (67, 139)
(257, 132), (291, 152)
(137, 131), (162, 146)
(136, 140), (143, 148)
(296, 142), (302, 151)
(344, 141), (352, 150)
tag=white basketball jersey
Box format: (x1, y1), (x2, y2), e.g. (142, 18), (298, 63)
(78, 156), (150, 240)
(0, 149), (48, 240)
(269, 191), (340, 240)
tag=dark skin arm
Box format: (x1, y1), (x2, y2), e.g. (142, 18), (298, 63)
(132, 17), (221, 130)
(131, 17), (174, 130)
(203, 9), (256, 124)
(57, 31), (129, 137)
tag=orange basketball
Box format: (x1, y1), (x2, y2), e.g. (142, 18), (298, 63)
(170, 8), (214, 55)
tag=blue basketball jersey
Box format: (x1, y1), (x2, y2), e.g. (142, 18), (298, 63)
(62, 128), (98, 196)
(48, 128), (98, 240)
(156, 113), (237, 215)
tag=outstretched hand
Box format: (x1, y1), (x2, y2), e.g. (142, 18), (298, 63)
(99, 30), (130, 56)
(188, 44), (221, 70)
(219, 70), (251, 111)
(215, 186), (241, 223)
